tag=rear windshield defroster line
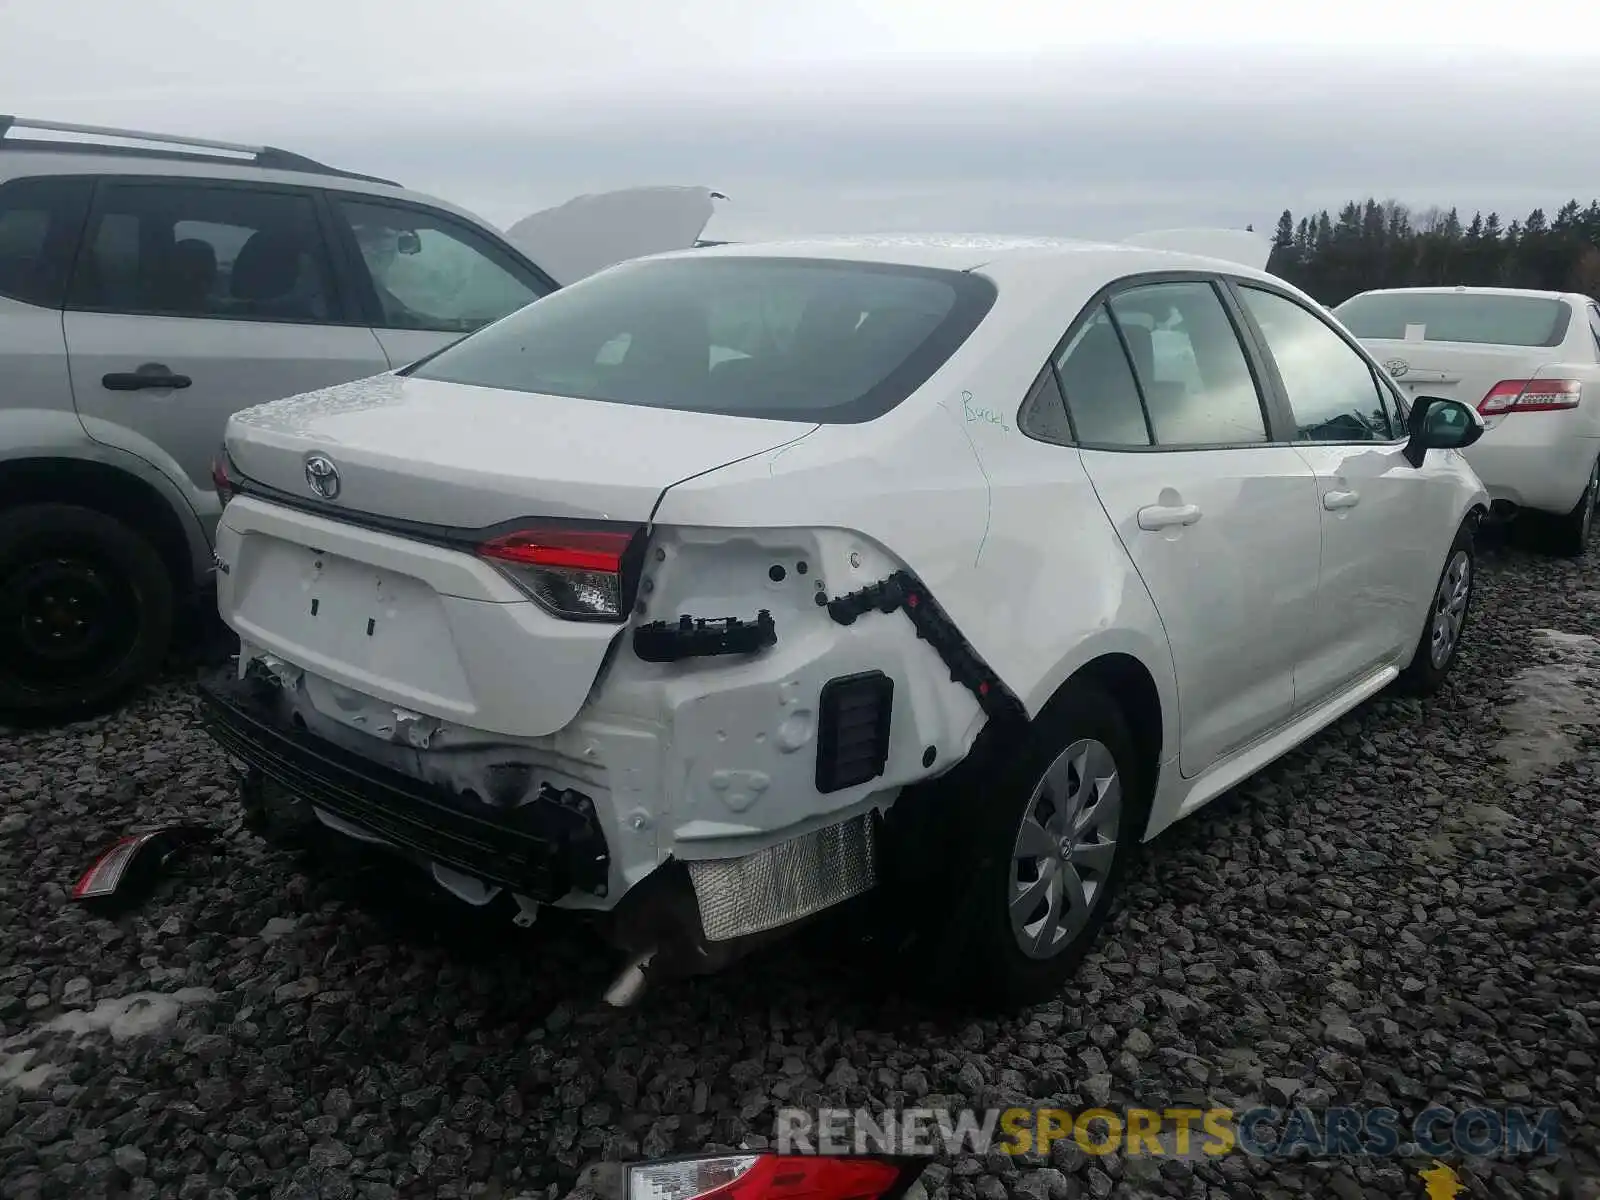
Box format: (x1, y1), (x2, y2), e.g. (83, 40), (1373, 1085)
(403, 256), (999, 425)
(1335, 292), (1572, 348)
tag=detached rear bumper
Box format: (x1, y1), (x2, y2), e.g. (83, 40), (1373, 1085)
(196, 670), (612, 902)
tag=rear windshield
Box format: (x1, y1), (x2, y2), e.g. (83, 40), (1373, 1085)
(404, 255), (997, 423)
(1334, 292), (1571, 348)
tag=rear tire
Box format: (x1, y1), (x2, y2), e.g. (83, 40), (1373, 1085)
(918, 680), (1148, 1011)
(1545, 456), (1599, 558)
(1395, 516), (1475, 697)
(0, 503), (175, 725)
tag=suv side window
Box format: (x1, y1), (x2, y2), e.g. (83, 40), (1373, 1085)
(333, 198), (550, 334)
(68, 181), (340, 323)
(1239, 285), (1395, 441)
(1104, 280), (1270, 446)
(0, 176), (93, 309)
(1587, 303), (1600, 359)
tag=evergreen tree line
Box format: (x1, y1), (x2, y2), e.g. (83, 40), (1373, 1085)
(1264, 199), (1600, 308)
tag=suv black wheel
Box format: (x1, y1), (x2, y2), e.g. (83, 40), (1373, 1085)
(0, 503), (175, 724)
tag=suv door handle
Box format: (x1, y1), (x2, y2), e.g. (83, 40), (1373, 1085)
(1322, 489), (1360, 511)
(1137, 503), (1202, 531)
(102, 364), (192, 391)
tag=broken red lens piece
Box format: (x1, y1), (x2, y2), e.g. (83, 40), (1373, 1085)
(72, 833), (159, 900)
(626, 1154), (916, 1200)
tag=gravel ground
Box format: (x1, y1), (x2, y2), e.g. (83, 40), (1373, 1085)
(2, 532), (1599, 1200)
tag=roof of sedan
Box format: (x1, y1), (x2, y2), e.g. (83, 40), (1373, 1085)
(674, 233), (1190, 273)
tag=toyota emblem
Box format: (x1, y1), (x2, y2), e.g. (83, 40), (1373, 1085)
(304, 453), (341, 500)
(1384, 358), (1410, 379)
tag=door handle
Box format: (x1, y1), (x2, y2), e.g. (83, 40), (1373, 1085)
(1323, 489), (1361, 511)
(1137, 503), (1202, 531)
(102, 364), (192, 391)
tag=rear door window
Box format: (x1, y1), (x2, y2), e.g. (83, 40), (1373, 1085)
(67, 181), (342, 323)
(1104, 280), (1270, 446)
(0, 176), (92, 308)
(1050, 304), (1151, 447)
(406, 256), (998, 424)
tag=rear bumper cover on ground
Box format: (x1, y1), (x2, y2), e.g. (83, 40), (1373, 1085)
(197, 670), (612, 902)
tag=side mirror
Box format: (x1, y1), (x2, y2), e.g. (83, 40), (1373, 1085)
(396, 230), (422, 255)
(1404, 395), (1485, 467)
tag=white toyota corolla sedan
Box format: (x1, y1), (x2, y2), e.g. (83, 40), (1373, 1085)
(199, 234), (1489, 1009)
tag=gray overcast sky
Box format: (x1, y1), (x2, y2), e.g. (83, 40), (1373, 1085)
(5, 0), (1600, 241)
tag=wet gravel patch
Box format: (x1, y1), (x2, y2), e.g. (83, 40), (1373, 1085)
(2, 534), (1598, 1200)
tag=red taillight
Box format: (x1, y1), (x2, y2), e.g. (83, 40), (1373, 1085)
(478, 528), (632, 572)
(627, 1155), (911, 1200)
(477, 524), (639, 620)
(211, 455), (236, 506)
(1478, 378), (1582, 415)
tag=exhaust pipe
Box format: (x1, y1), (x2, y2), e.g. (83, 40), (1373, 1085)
(602, 949), (655, 1007)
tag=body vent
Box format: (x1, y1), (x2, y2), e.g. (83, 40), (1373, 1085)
(815, 670), (894, 793)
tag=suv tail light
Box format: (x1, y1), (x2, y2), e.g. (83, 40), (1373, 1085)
(626, 1155), (918, 1200)
(477, 523), (643, 621)
(1478, 378), (1582, 415)
(211, 453), (237, 508)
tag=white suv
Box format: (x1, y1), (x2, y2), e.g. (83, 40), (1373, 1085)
(200, 235), (1489, 1008)
(0, 115), (713, 722)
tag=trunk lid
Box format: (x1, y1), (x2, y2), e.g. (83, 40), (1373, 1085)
(1358, 339), (1553, 413)
(223, 372), (818, 529)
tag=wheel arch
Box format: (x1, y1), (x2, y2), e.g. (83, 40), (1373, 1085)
(1023, 629), (1178, 785)
(1032, 648), (1169, 833)
(0, 456), (198, 599)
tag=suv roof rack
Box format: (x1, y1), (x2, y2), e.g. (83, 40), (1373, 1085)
(0, 115), (402, 188)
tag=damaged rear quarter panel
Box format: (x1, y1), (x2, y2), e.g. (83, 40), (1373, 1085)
(609, 401), (993, 857)
(645, 324), (1181, 805)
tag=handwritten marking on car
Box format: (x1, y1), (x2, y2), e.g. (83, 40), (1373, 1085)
(962, 391), (1011, 432)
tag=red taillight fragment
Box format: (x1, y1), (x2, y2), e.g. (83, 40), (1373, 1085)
(627, 1155), (912, 1200)
(477, 524), (640, 621)
(1478, 378), (1582, 415)
(71, 825), (216, 911)
(72, 833), (159, 900)
(211, 455), (236, 506)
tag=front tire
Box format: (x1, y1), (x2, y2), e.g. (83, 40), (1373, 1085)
(1395, 516), (1475, 697)
(0, 503), (175, 724)
(934, 681), (1147, 1010)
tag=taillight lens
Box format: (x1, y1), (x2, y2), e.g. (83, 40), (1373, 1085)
(72, 833), (157, 900)
(211, 453), (237, 507)
(1478, 378), (1582, 415)
(628, 1155), (913, 1200)
(477, 524), (640, 620)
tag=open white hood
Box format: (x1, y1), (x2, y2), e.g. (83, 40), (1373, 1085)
(504, 186), (726, 285)
(1121, 228), (1273, 272)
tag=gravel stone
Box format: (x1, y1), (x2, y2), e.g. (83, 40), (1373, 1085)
(113, 1144), (148, 1177)
(3, 534), (1600, 1198)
